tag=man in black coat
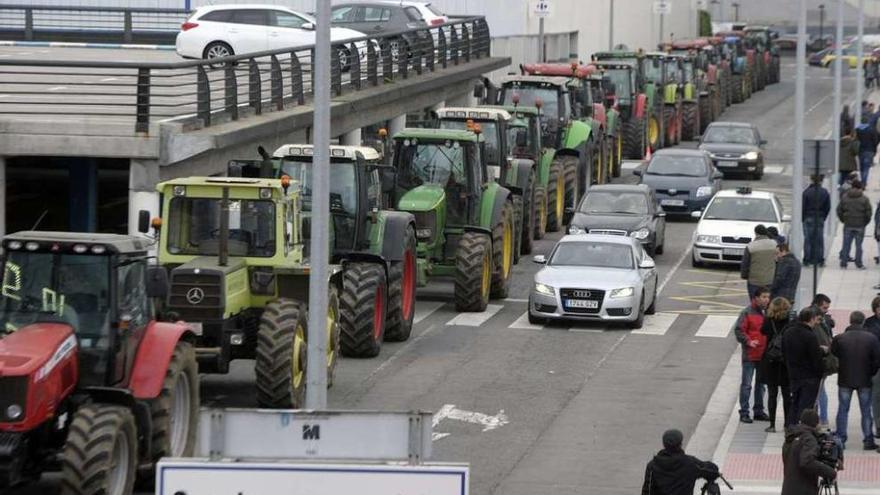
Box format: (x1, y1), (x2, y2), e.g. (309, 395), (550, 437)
(803, 175), (830, 266)
(771, 243), (801, 304)
(783, 307), (826, 426)
(782, 409), (837, 495)
(831, 311), (880, 450)
(641, 429), (719, 495)
(865, 296), (880, 438)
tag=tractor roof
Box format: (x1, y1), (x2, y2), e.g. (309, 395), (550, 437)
(744, 25), (770, 32)
(436, 107), (512, 121)
(272, 144), (381, 162)
(670, 39), (709, 49)
(158, 176), (289, 189)
(484, 104), (540, 116)
(498, 74), (569, 87)
(2, 231), (150, 254)
(393, 128), (483, 142)
(593, 51), (643, 60)
(591, 61), (635, 71)
(522, 63), (597, 78)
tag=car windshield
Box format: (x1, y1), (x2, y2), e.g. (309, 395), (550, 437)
(703, 126), (757, 144)
(279, 160), (358, 214)
(646, 156), (707, 177)
(0, 252), (111, 338)
(166, 198), (276, 257)
(395, 139), (467, 188)
(549, 242), (634, 269)
(501, 85), (559, 120)
(579, 191), (648, 215)
(704, 197), (777, 222)
(441, 120), (501, 164)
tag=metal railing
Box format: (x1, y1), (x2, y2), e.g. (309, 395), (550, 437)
(0, 17), (491, 134)
(0, 4), (188, 43)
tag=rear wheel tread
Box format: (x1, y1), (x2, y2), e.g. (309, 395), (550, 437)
(339, 263), (387, 357)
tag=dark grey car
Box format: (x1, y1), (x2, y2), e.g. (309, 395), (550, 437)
(698, 122), (767, 180)
(331, 2), (437, 56)
(567, 184), (666, 256)
(634, 148), (723, 215)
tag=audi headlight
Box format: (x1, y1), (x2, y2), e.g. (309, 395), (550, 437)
(610, 287), (634, 299)
(416, 228), (433, 240)
(534, 282), (555, 296)
(568, 225), (587, 235)
(696, 186), (713, 198)
(696, 234), (721, 244)
(743, 151), (759, 160)
(6, 404), (22, 421)
(630, 228), (650, 240)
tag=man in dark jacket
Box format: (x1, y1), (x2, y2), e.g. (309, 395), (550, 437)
(837, 180), (873, 269)
(782, 409), (837, 495)
(641, 429), (719, 495)
(734, 287), (770, 423)
(856, 121), (880, 183)
(832, 311), (880, 450)
(771, 244), (801, 304)
(783, 307), (826, 426)
(865, 296), (880, 438)
(803, 175), (830, 266)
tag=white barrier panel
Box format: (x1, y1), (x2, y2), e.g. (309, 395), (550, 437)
(156, 461), (469, 495)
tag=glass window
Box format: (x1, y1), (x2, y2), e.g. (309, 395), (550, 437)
(502, 85), (560, 120)
(271, 11), (310, 29)
(404, 6), (423, 22)
(117, 261), (148, 330)
(704, 197), (778, 222)
(642, 58), (663, 82)
(167, 198), (277, 257)
(364, 7), (391, 22)
(230, 9), (269, 26)
(646, 155), (707, 177)
(396, 140), (466, 188)
(278, 161), (359, 216)
(425, 4), (445, 16)
(331, 6), (355, 22)
(604, 68), (632, 102)
(440, 120), (501, 164)
(549, 242), (634, 269)
(578, 191), (649, 215)
(703, 126), (758, 144)
(201, 10), (233, 22)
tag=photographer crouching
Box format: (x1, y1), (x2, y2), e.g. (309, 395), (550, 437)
(782, 409), (842, 495)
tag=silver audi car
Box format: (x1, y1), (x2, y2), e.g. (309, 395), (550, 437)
(528, 235), (658, 329)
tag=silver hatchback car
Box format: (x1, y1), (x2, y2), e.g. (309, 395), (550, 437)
(529, 235), (658, 328)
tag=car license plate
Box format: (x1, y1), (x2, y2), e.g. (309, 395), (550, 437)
(565, 299), (599, 309)
(722, 248), (743, 256)
(717, 160), (738, 168)
(188, 322), (203, 336)
(661, 199), (685, 207)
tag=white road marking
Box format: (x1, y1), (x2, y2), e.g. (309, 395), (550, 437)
(631, 312), (678, 335)
(413, 300), (444, 324)
(509, 311), (542, 330)
(47, 86), (68, 91)
(432, 403), (509, 441)
(503, 298), (529, 303)
(763, 164), (785, 175)
(445, 304), (502, 326)
(694, 314), (738, 338)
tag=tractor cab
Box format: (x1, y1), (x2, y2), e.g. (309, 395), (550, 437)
(435, 107), (512, 183)
(485, 105), (544, 160)
(496, 75), (572, 148)
(592, 62), (637, 113)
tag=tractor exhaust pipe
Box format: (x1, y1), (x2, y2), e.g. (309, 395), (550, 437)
(219, 186), (229, 267)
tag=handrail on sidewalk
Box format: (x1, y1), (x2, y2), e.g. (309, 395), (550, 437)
(0, 17), (492, 134)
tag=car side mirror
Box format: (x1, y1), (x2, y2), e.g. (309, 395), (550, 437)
(146, 266), (169, 300)
(137, 210), (151, 234)
(302, 22), (316, 31)
(532, 255), (547, 264)
(691, 210), (702, 219)
(639, 258), (656, 269)
(473, 82), (486, 99)
(782, 214), (792, 222)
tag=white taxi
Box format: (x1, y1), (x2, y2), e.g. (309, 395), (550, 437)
(691, 187), (790, 267)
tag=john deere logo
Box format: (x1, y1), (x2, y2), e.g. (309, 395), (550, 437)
(186, 287), (205, 305)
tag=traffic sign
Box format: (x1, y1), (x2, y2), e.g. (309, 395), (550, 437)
(802, 139), (835, 176)
(533, 0), (551, 18)
(654, 1), (672, 15)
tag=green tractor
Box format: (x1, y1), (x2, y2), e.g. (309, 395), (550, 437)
(643, 52), (684, 148)
(744, 26), (781, 85)
(719, 32), (754, 103)
(593, 51), (661, 153)
(229, 144), (418, 358)
(591, 59), (650, 160)
(582, 65), (624, 177)
(155, 176), (342, 408)
(388, 128), (519, 309)
(662, 51), (705, 141)
(492, 74), (602, 231)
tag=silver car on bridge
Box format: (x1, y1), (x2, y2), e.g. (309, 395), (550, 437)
(529, 235), (658, 329)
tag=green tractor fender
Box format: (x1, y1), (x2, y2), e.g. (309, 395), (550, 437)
(606, 108), (620, 137)
(563, 119), (592, 151)
(369, 210), (417, 263)
(663, 83), (678, 105)
(538, 148), (554, 187)
(510, 158), (537, 194)
(480, 182), (514, 230)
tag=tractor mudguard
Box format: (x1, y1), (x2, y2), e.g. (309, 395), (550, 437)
(635, 93), (647, 119)
(684, 83), (695, 101)
(342, 252), (388, 276)
(563, 120), (592, 150)
(480, 182), (512, 229)
(129, 322), (196, 400)
(511, 159), (536, 193)
(606, 109), (619, 137)
(463, 225), (493, 236)
(539, 149), (554, 186)
(378, 211), (417, 262)
(663, 84), (678, 105)
(592, 103), (607, 129)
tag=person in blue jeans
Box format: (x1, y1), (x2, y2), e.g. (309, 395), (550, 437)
(802, 175), (830, 266)
(856, 119), (879, 184)
(837, 181), (873, 269)
(831, 311), (880, 450)
(734, 288), (771, 423)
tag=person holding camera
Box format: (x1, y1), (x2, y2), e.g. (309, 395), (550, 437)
(641, 429), (720, 495)
(831, 311), (880, 451)
(782, 409), (838, 495)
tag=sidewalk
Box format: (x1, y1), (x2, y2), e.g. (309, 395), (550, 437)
(713, 174), (880, 493)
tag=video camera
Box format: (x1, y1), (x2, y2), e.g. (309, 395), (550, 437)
(816, 431), (844, 471)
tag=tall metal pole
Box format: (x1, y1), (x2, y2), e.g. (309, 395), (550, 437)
(660, 13), (665, 44)
(830, 0), (844, 220)
(819, 5), (825, 43)
(539, 17), (545, 62)
(855, 0), (865, 125)
(306, 0), (330, 409)
(792, 0), (807, 262)
(609, 0), (614, 50)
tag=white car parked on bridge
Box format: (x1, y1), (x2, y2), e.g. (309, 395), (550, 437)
(176, 5), (368, 61)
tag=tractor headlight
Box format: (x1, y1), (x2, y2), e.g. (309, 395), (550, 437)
(610, 287), (634, 299)
(6, 404), (22, 421)
(568, 225), (587, 235)
(743, 151), (759, 160)
(696, 234), (721, 244)
(416, 228), (433, 240)
(696, 186), (713, 198)
(630, 228), (650, 240)
(534, 282), (555, 296)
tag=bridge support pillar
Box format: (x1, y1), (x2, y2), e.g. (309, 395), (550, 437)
(389, 114), (407, 137)
(129, 159), (160, 237)
(341, 128), (362, 146)
(69, 159), (98, 232)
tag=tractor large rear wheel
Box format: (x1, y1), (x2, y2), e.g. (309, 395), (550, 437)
(148, 341), (198, 463)
(490, 201), (515, 299)
(533, 187), (547, 240)
(624, 117), (645, 159)
(560, 155), (579, 214)
(520, 169), (537, 255)
(682, 102), (699, 141)
(454, 232), (492, 312)
(340, 263), (387, 357)
(546, 160), (566, 232)
(61, 404), (138, 495)
(325, 288), (341, 385)
(511, 194), (523, 264)
(385, 226), (416, 342)
(255, 299), (308, 408)
(731, 75), (744, 103)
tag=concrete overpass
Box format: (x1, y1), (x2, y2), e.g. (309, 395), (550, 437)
(0, 17), (509, 236)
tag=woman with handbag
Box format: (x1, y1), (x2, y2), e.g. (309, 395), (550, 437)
(761, 297), (793, 432)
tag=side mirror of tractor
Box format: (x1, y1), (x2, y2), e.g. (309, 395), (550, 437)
(137, 210), (151, 234)
(146, 266), (169, 300)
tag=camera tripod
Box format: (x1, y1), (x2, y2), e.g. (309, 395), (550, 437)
(819, 477), (839, 495)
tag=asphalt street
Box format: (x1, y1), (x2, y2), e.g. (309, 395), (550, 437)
(9, 56), (852, 495)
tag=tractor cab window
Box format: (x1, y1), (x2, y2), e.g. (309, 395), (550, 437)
(665, 60), (681, 84)
(167, 198), (277, 257)
(507, 122), (535, 158)
(439, 120), (502, 164)
(500, 84), (560, 120)
(396, 139), (466, 189)
(642, 58), (663, 83)
(117, 260), (148, 330)
(682, 61), (694, 82)
(604, 68), (633, 104)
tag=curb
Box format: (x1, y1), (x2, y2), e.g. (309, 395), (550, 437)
(0, 40), (175, 51)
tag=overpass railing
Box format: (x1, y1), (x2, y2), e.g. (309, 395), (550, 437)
(0, 17), (491, 134)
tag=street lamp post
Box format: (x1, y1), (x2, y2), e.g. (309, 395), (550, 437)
(819, 4), (826, 45)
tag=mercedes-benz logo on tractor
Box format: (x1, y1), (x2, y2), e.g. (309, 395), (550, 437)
(186, 287), (205, 305)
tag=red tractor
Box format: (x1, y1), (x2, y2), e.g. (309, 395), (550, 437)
(0, 230), (199, 493)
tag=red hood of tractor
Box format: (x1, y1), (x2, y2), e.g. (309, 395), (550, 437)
(0, 323), (75, 377)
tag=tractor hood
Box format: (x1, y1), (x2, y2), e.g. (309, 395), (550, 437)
(0, 323), (76, 377)
(398, 185), (446, 212)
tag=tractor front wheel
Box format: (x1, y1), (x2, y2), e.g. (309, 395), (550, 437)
(61, 404), (138, 495)
(255, 299), (308, 408)
(560, 155), (579, 214)
(148, 341), (198, 462)
(325, 288), (341, 385)
(340, 263), (387, 358)
(731, 75), (744, 103)
(546, 160), (565, 232)
(682, 102), (699, 141)
(490, 201), (516, 299)
(454, 232), (492, 312)
(623, 117), (645, 159)
(385, 225), (416, 342)
(647, 113), (661, 150)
